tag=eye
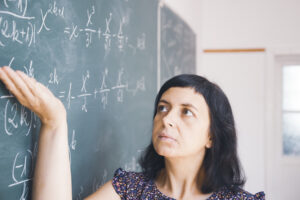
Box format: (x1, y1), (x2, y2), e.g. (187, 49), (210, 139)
(157, 105), (168, 113)
(183, 108), (193, 117)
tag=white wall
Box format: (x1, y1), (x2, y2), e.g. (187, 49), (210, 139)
(201, 0), (300, 49)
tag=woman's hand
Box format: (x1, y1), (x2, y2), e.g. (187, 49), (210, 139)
(0, 66), (66, 130)
(1, 66), (71, 200)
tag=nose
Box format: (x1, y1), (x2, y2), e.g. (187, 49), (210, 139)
(162, 110), (175, 128)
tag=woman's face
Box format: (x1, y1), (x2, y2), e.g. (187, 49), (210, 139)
(152, 87), (212, 158)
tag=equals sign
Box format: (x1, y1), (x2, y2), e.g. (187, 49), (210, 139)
(59, 91), (65, 98)
(64, 27), (70, 34)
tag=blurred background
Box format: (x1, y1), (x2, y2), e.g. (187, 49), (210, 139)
(164, 0), (300, 199)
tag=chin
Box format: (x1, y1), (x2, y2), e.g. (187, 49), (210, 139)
(154, 143), (178, 157)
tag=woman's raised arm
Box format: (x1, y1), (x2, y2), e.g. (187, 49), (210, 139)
(0, 66), (72, 200)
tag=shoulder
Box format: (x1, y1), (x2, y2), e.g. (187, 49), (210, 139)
(112, 168), (149, 188)
(112, 168), (151, 199)
(209, 187), (265, 200)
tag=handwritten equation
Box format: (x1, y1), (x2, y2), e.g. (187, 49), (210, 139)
(0, 0), (147, 56)
(55, 67), (146, 111)
(0, 1), (155, 199)
(1, 57), (146, 137)
(8, 149), (35, 200)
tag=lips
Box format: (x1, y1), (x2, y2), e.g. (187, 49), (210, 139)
(158, 132), (176, 142)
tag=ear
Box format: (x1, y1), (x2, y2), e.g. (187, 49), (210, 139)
(205, 137), (212, 149)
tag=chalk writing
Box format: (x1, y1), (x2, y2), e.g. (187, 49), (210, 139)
(0, 0), (36, 47)
(0, 2), (155, 200)
(58, 82), (76, 110)
(127, 33), (147, 55)
(137, 33), (146, 50)
(86, 6), (95, 27)
(0, 18), (35, 47)
(0, 0), (33, 20)
(63, 10), (132, 51)
(37, 1), (64, 34)
(71, 129), (76, 150)
(8, 57), (35, 78)
(84, 27), (96, 47)
(64, 23), (79, 40)
(8, 150), (33, 200)
(0, 64), (147, 112)
(0, 0), (149, 56)
(23, 60), (34, 78)
(112, 68), (127, 103)
(128, 76), (146, 96)
(103, 12), (112, 53)
(97, 68), (110, 109)
(49, 68), (59, 85)
(79, 71), (91, 112)
(4, 100), (33, 136)
(117, 18), (126, 51)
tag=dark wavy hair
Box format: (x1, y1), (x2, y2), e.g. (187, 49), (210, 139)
(139, 74), (246, 193)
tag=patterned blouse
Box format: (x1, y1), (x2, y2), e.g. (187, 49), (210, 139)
(112, 168), (265, 200)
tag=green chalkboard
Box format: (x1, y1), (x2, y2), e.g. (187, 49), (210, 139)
(0, 0), (158, 199)
(160, 5), (196, 85)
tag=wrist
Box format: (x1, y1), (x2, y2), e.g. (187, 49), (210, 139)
(41, 119), (67, 132)
(40, 107), (67, 131)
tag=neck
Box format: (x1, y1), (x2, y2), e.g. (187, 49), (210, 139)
(156, 152), (209, 199)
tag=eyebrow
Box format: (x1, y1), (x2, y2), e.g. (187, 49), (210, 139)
(158, 99), (200, 113)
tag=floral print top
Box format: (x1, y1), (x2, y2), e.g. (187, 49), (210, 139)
(112, 168), (265, 200)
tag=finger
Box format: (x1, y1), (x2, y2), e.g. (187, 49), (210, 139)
(18, 71), (54, 98)
(37, 81), (55, 97)
(16, 70), (39, 97)
(3, 67), (35, 102)
(0, 67), (26, 102)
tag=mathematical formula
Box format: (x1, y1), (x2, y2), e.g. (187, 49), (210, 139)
(0, 1), (154, 199)
(0, 0), (147, 55)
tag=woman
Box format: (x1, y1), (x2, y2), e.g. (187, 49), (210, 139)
(0, 66), (265, 200)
